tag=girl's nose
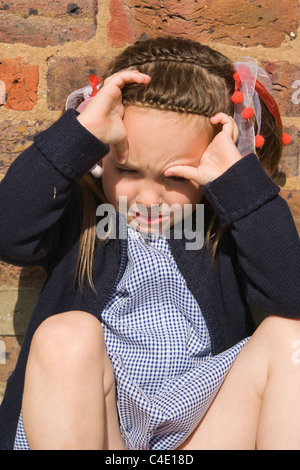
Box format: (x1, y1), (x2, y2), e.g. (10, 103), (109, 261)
(135, 181), (163, 208)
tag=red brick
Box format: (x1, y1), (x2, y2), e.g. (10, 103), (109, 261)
(262, 62), (300, 118)
(107, 0), (136, 48)
(0, 0), (98, 47)
(0, 58), (39, 111)
(107, 0), (299, 48)
(47, 56), (111, 111)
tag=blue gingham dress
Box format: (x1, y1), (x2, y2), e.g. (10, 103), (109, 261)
(14, 226), (248, 450)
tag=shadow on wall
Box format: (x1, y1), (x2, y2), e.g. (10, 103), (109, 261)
(13, 266), (46, 345)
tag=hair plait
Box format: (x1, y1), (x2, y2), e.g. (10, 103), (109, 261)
(104, 37), (235, 119)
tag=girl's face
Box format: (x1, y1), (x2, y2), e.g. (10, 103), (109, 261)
(101, 106), (211, 233)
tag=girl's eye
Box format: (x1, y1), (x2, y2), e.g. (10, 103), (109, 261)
(115, 166), (137, 175)
(167, 175), (187, 183)
(115, 166), (186, 183)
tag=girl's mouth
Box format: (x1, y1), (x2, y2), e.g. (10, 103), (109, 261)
(134, 212), (169, 225)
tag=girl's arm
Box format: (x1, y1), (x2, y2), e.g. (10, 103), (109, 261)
(202, 152), (300, 316)
(165, 113), (300, 316)
(0, 110), (109, 267)
(0, 70), (151, 268)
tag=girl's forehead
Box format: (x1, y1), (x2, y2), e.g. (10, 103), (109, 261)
(123, 105), (209, 132)
(123, 106), (211, 168)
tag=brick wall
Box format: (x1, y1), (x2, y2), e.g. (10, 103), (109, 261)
(0, 0), (299, 403)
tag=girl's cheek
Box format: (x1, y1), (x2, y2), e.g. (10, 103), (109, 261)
(114, 181), (135, 205)
(101, 177), (118, 206)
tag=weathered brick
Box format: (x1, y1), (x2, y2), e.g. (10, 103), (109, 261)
(108, 0), (299, 48)
(0, 288), (41, 336)
(107, 0), (135, 48)
(278, 126), (300, 179)
(47, 56), (111, 111)
(280, 189), (300, 233)
(0, 0), (98, 47)
(0, 336), (22, 384)
(0, 58), (39, 111)
(0, 119), (52, 175)
(0, 263), (46, 289)
(262, 62), (300, 118)
(0, 381), (6, 405)
(0, 263), (22, 289)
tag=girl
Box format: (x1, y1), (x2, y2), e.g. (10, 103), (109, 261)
(0, 37), (300, 450)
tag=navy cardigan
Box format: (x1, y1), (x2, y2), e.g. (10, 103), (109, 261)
(0, 110), (299, 449)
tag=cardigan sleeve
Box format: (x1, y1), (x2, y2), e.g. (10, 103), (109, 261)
(0, 110), (109, 267)
(202, 153), (300, 317)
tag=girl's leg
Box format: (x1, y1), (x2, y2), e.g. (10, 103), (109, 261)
(179, 316), (300, 450)
(22, 310), (124, 450)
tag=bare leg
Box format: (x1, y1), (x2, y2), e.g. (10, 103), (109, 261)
(179, 316), (300, 450)
(22, 311), (124, 450)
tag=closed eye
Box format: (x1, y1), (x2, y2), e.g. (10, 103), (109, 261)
(164, 174), (188, 184)
(168, 175), (187, 183)
(115, 166), (137, 175)
(115, 165), (187, 183)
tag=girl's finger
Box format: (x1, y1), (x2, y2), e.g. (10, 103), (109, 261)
(115, 138), (129, 164)
(210, 113), (235, 139)
(164, 165), (200, 184)
(104, 70), (151, 89)
(232, 119), (239, 144)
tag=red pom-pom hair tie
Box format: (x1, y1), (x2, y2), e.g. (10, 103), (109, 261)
(75, 75), (103, 113)
(231, 64), (291, 153)
(231, 72), (244, 104)
(231, 69), (261, 152)
(233, 72), (242, 90)
(242, 107), (255, 120)
(282, 133), (292, 146)
(88, 75), (103, 97)
(231, 91), (244, 104)
(65, 74), (103, 113)
(255, 135), (265, 148)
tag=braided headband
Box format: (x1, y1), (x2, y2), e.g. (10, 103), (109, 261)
(66, 61), (291, 177)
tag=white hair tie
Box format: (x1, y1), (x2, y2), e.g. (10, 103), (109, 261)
(232, 57), (291, 156)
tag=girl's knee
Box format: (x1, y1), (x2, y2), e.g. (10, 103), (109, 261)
(30, 311), (108, 372)
(257, 315), (300, 356)
(260, 315), (300, 335)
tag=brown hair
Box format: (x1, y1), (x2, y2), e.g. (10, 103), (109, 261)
(75, 36), (283, 291)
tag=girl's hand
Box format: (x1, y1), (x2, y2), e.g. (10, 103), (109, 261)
(164, 113), (242, 186)
(77, 70), (151, 162)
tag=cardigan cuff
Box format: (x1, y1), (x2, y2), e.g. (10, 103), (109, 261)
(34, 109), (110, 180)
(202, 153), (280, 226)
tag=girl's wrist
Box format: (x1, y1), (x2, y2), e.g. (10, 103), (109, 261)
(77, 113), (105, 142)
